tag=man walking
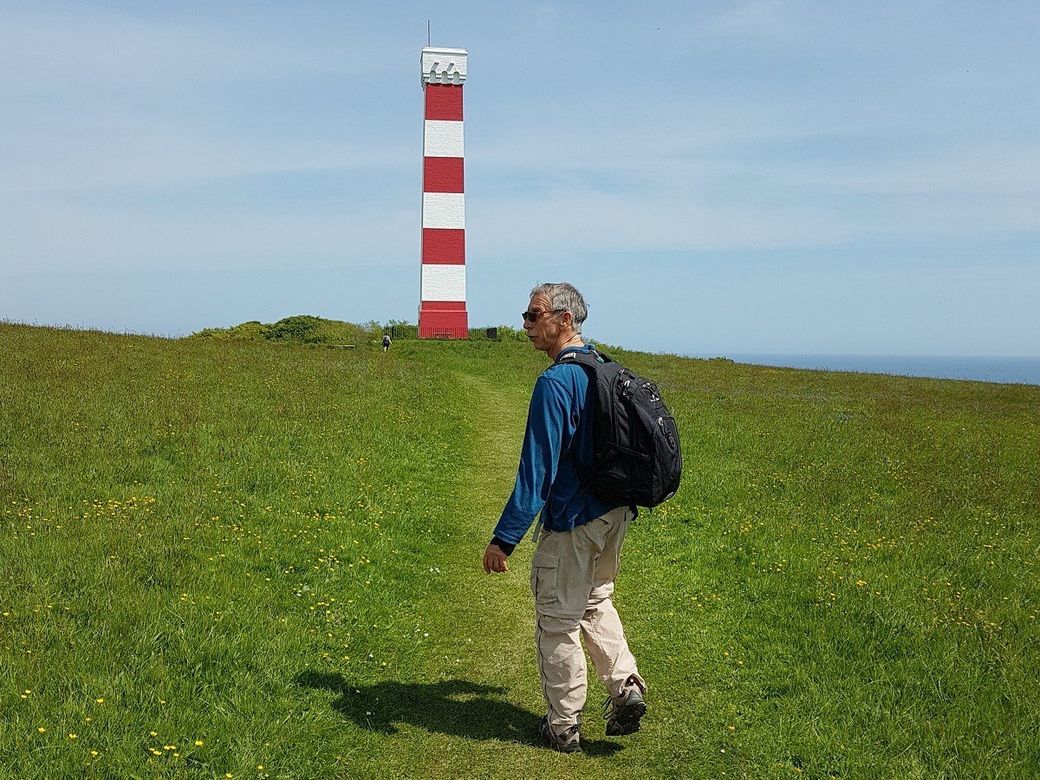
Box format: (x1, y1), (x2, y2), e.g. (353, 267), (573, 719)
(482, 282), (647, 754)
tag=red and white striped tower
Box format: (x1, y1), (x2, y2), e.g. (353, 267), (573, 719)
(419, 47), (469, 339)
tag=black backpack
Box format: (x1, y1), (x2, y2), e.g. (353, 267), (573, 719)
(557, 348), (682, 508)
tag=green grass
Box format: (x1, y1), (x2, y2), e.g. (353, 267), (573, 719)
(1, 323), (1038, 778)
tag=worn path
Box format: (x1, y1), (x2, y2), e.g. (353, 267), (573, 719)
(407, 369), (643, 777)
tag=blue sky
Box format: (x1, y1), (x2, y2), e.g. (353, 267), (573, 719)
(2, 1), (1038, 356)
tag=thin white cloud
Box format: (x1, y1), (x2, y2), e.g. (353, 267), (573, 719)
(0, 193), (418, 275)
(3, 120), (410, 194)
(0, 5), (383, 88)
(534, 3), (558, 31)
(693, 0), (807, 42)
(469, 187), (851, 255)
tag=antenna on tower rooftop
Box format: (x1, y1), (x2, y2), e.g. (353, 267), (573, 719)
(427, 20), (431, 47)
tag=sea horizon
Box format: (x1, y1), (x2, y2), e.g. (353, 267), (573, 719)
(687, 353), (1040, 386)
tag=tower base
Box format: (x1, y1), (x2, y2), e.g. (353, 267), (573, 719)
(419, 301), (469, 339)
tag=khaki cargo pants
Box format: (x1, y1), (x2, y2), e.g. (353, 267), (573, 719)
(530, 504), (646, 728)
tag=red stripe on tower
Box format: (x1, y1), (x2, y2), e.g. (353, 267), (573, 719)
(424, 84), (464, 121)
(423, 157), (464, 193)
(422, 228), (465, 264)
(420, 300), (467, 310)
(419, 47), (469, 340)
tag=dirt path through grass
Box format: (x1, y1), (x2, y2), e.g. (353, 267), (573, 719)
(364, 356), (649, 777)
(403, 369), (594, 775)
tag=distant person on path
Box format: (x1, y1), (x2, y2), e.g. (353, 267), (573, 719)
(482, 282), (647, 754)
(382, 334), (392, 352)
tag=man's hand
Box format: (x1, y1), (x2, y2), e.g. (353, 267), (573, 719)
(483, 543), (509, 574)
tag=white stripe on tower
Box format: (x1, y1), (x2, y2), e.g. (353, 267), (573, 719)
(419, 46), (469, 340)
(421, 193), (465, 229)
(423, 120), (464, 158)
(421, 265), (467, 300)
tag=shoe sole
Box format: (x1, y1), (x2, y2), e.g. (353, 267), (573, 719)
(551, 742), (583, 754)
(606, 699), (646, 736)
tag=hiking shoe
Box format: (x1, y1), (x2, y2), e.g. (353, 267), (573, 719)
(604, 682), (646, 736)
(538, 716), (582, 754)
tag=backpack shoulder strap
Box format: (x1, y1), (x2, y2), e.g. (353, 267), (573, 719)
(554, 347), (612, 369)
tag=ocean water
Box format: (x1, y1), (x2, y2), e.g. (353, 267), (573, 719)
(707, 354), (1040, 386)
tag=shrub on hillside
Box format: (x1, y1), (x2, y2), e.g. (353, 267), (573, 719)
(264, 316), (371, 345)
(190, 316), (370, 346)
(191, 321), (264, 341)
(260, 315), (323, 343)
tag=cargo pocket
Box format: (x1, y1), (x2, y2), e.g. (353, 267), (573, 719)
(531, 551), (560, 608)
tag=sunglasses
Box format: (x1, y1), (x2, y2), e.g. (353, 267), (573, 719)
(521, 308), (566, 322)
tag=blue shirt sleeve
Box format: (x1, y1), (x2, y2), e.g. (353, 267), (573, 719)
(492, 373), (576, 546)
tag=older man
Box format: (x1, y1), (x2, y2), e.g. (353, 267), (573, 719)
(482, 282), (647, 754)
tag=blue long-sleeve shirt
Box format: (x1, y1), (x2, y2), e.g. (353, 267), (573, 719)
(491, 345), (614, 552)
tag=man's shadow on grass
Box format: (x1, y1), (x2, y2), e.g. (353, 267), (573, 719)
(296, 671), (622, 756)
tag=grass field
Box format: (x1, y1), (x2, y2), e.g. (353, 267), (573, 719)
(1, 322), (1038, 779)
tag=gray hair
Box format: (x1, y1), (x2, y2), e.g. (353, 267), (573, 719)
(531, 282), (588, 334)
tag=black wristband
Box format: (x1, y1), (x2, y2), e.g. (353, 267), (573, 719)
(490, 536), (516, 556)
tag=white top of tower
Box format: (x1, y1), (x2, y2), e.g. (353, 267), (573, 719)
(421, 47), (468, 85)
